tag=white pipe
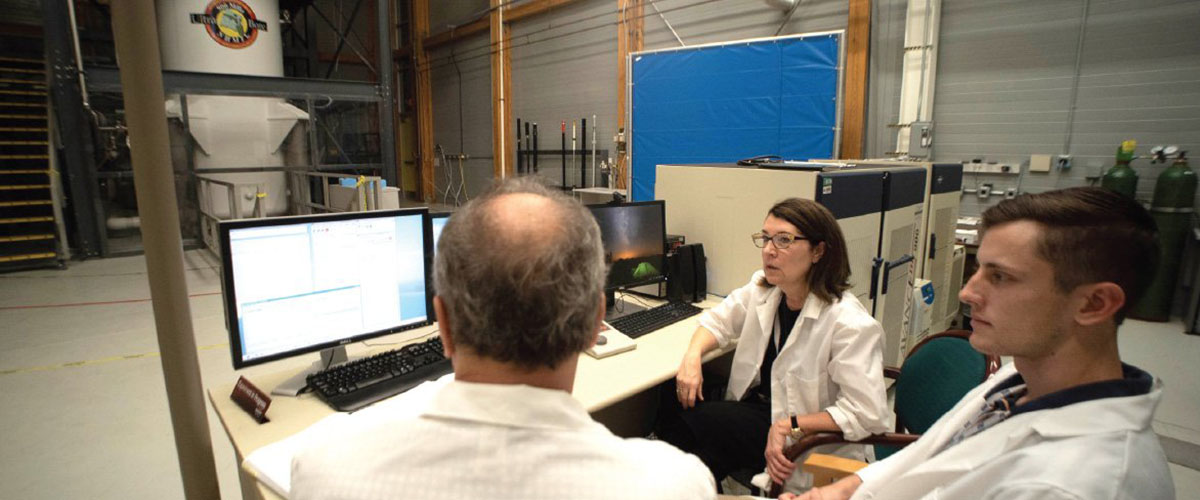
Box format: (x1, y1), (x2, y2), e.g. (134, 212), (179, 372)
(65, 0), (91, 111)
(106, 216), (141, 231)
(1062, 0), (1091, 156)
(650, 0), (686, 46)
(571, 121), (577, 186)
(895, 0), (942, 157)
(591, 114), (597, 187)
(773, 0), (805, 36)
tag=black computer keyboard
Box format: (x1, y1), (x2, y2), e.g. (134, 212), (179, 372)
(306, 336), (453, 412)
(608, 301), (704, 338)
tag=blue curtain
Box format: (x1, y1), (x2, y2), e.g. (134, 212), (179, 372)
(631, 34), (840, 201)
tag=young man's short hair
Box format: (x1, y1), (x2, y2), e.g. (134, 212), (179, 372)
(981, 187), (1158, 323)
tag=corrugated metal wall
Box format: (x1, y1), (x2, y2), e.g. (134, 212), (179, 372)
(426, 0), (1200, 212)
(427, 0), (858, 200)
(509, 1), (619, 189)
(937, 0), (1200, 216)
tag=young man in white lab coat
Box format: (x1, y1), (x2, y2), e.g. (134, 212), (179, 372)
(291, 178), (716, 500)
(787, 187), (1174, 500)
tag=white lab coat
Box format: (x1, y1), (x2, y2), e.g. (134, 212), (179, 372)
(853, 363), (1174, 500)
(292, 381), (716, 500)
(698, 271), (891, 491)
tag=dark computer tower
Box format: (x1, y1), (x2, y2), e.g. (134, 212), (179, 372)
(667, 243), (707, 303)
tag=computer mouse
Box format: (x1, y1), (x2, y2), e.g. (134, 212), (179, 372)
(596, 335), (608, 346)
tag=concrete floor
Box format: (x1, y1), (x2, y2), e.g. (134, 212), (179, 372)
(1, 249), (1198, 499)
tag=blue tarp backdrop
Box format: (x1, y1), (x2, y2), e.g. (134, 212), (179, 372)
(630, 33), (841, 201)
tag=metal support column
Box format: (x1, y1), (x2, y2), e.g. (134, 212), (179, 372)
(376, 0), (397, 186)
(179, 94), (201, 243)
(109, 2), (220, 498)
(41, 0), (104, 256)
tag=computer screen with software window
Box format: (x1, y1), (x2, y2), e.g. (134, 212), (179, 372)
(219, 208), (433, 370)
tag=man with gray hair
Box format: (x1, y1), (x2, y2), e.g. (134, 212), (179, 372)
(291, 177), (716, 499)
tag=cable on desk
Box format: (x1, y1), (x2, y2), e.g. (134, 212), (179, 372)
(619, 290), (653, 308)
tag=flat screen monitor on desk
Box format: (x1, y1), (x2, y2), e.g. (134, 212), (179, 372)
(430, 212), (450, 259)
(218, 208), (433, 395)
(587, 200), (667, 314)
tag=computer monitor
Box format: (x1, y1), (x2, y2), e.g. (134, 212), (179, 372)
(218, 208), (433, 394)
(430, 212), (451, 260)
(587, 200), (668, 293)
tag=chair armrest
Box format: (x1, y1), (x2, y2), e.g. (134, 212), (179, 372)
(783, 432), (920, 462)
(804, 453), (869, 486)
(768, 432), (922, 496)
(766, 453), (868, 497)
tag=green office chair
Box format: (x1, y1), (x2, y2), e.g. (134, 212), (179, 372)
(767, 330), (1001, 497)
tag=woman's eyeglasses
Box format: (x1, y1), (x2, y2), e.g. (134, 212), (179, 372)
(751, 232), (809, 249)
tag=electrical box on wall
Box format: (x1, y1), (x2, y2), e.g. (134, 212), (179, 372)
(1029, 154), (1052, 173)
(908, 121), (933, 158)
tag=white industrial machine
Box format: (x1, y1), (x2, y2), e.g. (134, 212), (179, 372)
(864, 162), (962, 333)
(656, 163), (926, 367)
(156, 0), (309, 218)
(816, 160), (964, 334)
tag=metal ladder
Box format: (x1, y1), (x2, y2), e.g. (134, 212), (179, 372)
(0, 53), (62, 270)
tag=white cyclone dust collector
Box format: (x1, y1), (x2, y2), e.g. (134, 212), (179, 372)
(158, 0), (308, 218)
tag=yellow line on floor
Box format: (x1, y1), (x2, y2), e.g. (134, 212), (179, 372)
(0, 342), (228, 376)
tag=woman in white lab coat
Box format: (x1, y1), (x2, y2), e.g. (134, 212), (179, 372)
(655, 198), (890, 493)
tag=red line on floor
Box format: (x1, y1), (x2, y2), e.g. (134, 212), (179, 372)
(0, 291), (221, 310)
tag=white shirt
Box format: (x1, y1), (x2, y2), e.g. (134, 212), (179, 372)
(853, 363), (1174, 500)
(291, 380), (716, 500)
(698, 271), (891, 491)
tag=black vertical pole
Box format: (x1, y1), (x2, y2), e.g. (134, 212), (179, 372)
(560, 121), (567, 188)
(532, 123), (539, 173)
(580, 118), (587, 188)
(516, 118), (523, 174)
(524, 121), (531, 176)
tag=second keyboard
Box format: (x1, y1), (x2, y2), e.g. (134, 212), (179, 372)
(608, 301), (704, 339)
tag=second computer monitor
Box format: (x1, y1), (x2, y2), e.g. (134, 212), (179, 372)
(430, 212), (450, 260)
(587, 200), (667, 290)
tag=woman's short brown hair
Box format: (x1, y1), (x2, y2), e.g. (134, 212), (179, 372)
(757, 198), (852, 303)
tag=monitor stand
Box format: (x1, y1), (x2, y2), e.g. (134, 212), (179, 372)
(604, 289), (649, 322)
(271, 345), (349, 397)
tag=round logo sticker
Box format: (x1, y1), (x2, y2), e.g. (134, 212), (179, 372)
(190, 0), (269, 49)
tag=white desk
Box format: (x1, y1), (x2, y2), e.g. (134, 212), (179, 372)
(209, 296), (736, 500)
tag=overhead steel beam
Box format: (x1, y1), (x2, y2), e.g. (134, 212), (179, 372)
(85, 67), (384, 102)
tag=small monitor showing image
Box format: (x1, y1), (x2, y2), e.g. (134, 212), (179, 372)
(587, 200), (667, 291)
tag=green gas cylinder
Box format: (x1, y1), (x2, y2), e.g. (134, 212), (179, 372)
(1100, 140), (1138, 198)
(1130, 152), (1196, 321)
